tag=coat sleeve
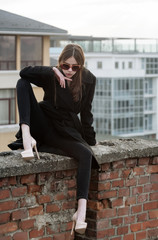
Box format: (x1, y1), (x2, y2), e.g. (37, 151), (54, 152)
(19, 66), (54, 87)
(80, 71), (96, 146)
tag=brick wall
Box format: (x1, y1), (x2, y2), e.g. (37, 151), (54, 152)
(0, 139), (158, 240)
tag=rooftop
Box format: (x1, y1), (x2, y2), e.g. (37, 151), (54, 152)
(0, 9), (68, 36)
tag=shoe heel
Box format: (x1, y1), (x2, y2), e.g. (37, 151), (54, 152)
(33, 144), (40, 159)
(71, 220), (75, 235)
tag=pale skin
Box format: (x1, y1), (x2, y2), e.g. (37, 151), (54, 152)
(21, 56), (87, 222)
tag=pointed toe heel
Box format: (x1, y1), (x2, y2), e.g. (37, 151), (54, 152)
(71, 212), (87, 235)
(21, 138), (40, 160)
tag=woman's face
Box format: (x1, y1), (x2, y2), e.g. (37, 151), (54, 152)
(61, 56), (79, 79)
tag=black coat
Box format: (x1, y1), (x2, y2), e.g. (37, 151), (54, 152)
(9, 66), (99, 168)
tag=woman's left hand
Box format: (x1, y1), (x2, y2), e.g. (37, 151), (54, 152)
(52, 67), (72, 88)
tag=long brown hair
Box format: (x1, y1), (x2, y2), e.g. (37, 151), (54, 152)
(58, 43), (85, 102)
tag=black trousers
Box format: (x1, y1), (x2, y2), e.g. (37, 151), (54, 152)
(16, 78), (92, 200)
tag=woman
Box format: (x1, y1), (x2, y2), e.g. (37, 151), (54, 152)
(9, 44), (99, 235)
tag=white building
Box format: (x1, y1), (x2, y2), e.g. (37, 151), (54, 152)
(50, 37), (158, 140)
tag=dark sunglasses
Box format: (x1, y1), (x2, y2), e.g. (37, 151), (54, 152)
(60, 63), (81, 72)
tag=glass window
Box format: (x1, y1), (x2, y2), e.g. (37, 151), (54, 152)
(97, 61), (102, 69)
(0, 89), (16, 125)
(128, 62), (133, 69)
(115, 62), (119, 69)
(122, 62), (125, 69)
(0, 36), (16, 70)
(21, 36), (42, 68)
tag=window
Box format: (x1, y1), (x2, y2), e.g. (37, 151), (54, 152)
(128, 62), (133, 69)
(97, 61), (102, 69)
(21, 36), (42, 68)
(0, 36), (16, 70)
(122, 62), (125, 69)
(115, 62), (119, 69)
(0, 89), (16, 125)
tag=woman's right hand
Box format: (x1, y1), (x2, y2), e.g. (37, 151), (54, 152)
(52, 67), (72, 88)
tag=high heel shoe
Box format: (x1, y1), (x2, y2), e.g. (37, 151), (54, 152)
(71, 212), (87, 235)
(21, 139), (40, 160)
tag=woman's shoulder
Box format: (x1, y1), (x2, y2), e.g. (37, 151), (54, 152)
(82, 67), (96, 84)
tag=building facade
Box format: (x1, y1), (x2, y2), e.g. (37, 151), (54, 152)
(0, 10), (67, 151)
(50, 37), (158, 140)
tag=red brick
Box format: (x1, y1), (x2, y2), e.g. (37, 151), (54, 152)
(12, 186), (27, 197)
(0, 212), (10, 224)
(96, 208), (116, 219)
(28, 185), (41, 193)
(125, 178), (137, 187)
(96, 219), (109, 229)
(151, 174), (158, 182)
(117, 226), (128, 235)
(88, 200), (104, 211)
(137, 194), (148, 203)
(111, 198), (123, 207)
(132, 186), (143, 195)
(123, 234), (134, 240)
(112, 238), (122, 240)
(39, 238), (53, 240)
(53, 232), (72, 240)
(38, 172), (52, 184)
(130, 223), (141, 232)
(0, 237), (12, 240)
(29, 206), (43, 216)
(136, 231), (147, 240)
(133, 167), (144, 175)
(150, 192), (158, 200)
(138, 157), (149, 165)
(119, 188), (130, 197)
(100, 163), (111, 171)
(118, 207), (129, 216)
(122, 169), (131, 178)
(152, 156), (158, 164)
(142, 219), (158, 230)
(62, 200), (76, 210)
(0, 177), (16, 187)
(143, 201), (158, 211)
(19, 219), (35, 230)
(55, 171), (64, 179)
(53, 192), (66, 201)
(112, 180), (124, 188)
(38, 195), (51, 204)
(12, 209), (28, 220)
(124, 216), (135, 224)
(131, 205), (142, 214)
(98, 182), (111, 191)
(21, 174), (36, 184)
(67, 190), (76, 199)
(138, 176), (149, 185)
(98, 190), (117, 199)
(148, 228), (158, 237)
(137, 213), (148, 222)
(29, 228), (44, 238)
(0, 189), (10, 200)
(111, 218), (123, 226)
(46, 204), (60, 213)
(64, 179), (76, 188)
(99, 171), (119, 181)
(113, 160), (125, 169)
(96, 228), (115, 238)
(149, 209), (158, 219)
(147, 165), (158, 173)
(0, 222), (18, 234)
(144, 183), (158, 192)
(125, 159), (137, 168)
(63, 169), (77, 177)
(125, 197), (136, 206)
(13, 232), (28, 240)
(0, 200), (17, 211)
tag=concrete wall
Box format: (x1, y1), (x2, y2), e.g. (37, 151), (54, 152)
(0, 139), (158, 240)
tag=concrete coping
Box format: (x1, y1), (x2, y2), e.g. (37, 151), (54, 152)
(0, 138), (158, 178)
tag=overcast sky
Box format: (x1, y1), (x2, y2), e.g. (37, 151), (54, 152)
(1, 0), (158, 38)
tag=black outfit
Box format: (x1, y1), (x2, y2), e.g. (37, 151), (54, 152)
(9, 66), (99, 200)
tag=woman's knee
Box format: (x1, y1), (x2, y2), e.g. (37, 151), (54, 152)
(16, 78), (30, 90)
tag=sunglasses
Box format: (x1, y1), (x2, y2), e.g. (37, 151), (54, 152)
(60, 63), (81, 72)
